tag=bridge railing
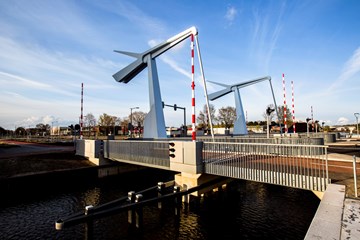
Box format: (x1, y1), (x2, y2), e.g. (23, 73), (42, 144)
(103, 140), (170, 169)
(202, 142), (329, 192)
(178, 136), (325, 145)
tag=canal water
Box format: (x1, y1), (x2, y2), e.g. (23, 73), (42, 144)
(0, 168), (320, 239)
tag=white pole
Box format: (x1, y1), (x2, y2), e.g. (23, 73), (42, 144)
(80, 83), (84, 140)
(353, 155), (358, 198)
(267, 115), (270, 139)
(194, 35), (214, 140)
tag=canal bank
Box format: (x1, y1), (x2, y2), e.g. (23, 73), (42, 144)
(0, 154), (147, 198)
(0, 141), (147, 198)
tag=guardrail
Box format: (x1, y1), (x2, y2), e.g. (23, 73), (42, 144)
(202, 142), (329, 191)
(103, 140), (170, 169)
(179, 136), (325, 145)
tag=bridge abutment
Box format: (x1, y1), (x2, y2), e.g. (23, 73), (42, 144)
(169, 141), (230, 200)
(174, 172), (226, 199)
(76, 140), (109, 165)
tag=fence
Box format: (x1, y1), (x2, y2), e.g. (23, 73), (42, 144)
(202, 142), (329, 191)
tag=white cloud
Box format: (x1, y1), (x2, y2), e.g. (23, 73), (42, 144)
(225, 6), (237, 24)
(160, 55), (191, 79)
(339, 47), (360, 81)
(328, 47), (360, 92)
(15, 115), (58, 128)
(337, 117), (349, 125)
(250, 3), (285, 72)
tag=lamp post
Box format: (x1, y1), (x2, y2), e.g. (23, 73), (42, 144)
(306, 118), (311, 137)
(130, 107), (139, 137)
(355, 113), (359, 136)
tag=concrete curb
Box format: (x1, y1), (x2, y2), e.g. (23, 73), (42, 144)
(304, 184), (345, 240)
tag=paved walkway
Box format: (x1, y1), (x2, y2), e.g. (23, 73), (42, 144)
(305, 184), (360, 240)
(341, 198), (360, 240)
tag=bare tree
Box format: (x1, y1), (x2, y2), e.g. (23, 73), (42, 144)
(35, 123), (50, 135)
(98, 113), (117, 135)
(129, 111), (146, 127)
(277, 105), (293, 127)
(84, 113), (96, 127)
(217, 106), (236, 128)
(197, 104), (216, 129)
(84, 113), (96, 136)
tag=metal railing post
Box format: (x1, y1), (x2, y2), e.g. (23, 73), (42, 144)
(85, 205), (94, 240)
(353, 155), (358, 198)
(135, 194), (143, 229)
(157, 182), (165, 209)
(325, 147), (329, 187)
(127, 191), (136, 224)
(174, 185), (181, 216)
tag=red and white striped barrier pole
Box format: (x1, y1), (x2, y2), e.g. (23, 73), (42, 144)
(80, 83), (83, 140)
(291, 81), (296, 134)
(282, 73), (287, 134)
(191, 34), (196, 141)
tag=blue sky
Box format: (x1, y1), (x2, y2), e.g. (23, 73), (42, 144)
(0, 0), (360, 130)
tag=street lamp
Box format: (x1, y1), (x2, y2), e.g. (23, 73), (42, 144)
(355, 113), (359, 136)
(306, 118), (311, 137)
(130, 107), (139, 137)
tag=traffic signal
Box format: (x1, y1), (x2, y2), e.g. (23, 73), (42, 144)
(266, 107), (274, 116)
(174, 104), (177, 111)
(162, 101), (165, 108)
(169, 142), (176, 158)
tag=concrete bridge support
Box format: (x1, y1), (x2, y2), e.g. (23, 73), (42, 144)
(76, 139), (107, 165)
(169, 141), (227, 200)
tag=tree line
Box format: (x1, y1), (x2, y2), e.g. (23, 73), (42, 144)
(197, 103), (293, 130)
(81, 111), (147, 136)
(1, 104), (339, 137)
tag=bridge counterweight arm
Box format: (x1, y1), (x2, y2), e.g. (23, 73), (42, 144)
(207, 76), (271, 101)
(113, 26), (198, 84)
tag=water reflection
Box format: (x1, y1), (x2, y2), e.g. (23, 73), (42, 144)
(0, 169), (319, 239)
(81, 187), (101, 207)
